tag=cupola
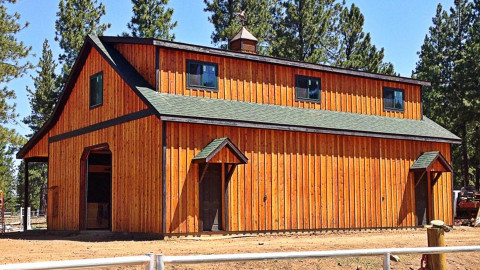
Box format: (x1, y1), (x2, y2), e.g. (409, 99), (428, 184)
(229, 26), (258, 54)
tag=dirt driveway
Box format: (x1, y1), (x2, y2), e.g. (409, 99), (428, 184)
(1, 227), (479, 269)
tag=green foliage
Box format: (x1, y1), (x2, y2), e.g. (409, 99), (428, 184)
(0, 0), (32, 123)
(271, 0), (342, 63)
(414, 0), (480, 188)
(0, 126), (25, 211)
(204, 0), (278, 53)
(335, 4), (395, 75)
(126, 0), (177, 40)
(204, 0), (394, 74)
(23, 39), (59, 135)
(55, 0), (111, 82)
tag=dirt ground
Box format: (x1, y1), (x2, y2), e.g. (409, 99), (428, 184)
(0, 227), (479, 269)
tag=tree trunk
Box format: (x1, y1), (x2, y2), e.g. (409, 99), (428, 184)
(461, 124), (470, 187)
(476, 169), (480, 191)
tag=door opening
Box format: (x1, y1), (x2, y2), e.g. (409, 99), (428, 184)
(85, 149), (112, 230)
(415, 172), (429, 226)
(199, 164), (222, 231)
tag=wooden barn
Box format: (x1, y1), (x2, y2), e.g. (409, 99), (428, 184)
(17, 28), (460, 235)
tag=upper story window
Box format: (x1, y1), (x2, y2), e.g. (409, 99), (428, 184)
(187, 60), (218, 90)
(90, 72), (103, 108)
(383, 87), (404, 111)
(295, 75), (321, 102)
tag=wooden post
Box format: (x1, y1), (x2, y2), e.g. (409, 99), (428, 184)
(427, 227), (446, 270)
(23, 161), (29, 232)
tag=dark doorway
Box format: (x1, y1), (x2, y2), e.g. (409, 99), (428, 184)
(199, 164), (222, 231)
(85, 150), (112, 230)
(415, 172), (429, 226)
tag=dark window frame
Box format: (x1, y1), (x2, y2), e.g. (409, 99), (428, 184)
(295, 75), (321, 103)
(89, 72), (104, 109)
(383, 87), (405, 112)
(186, 60), (219, 91)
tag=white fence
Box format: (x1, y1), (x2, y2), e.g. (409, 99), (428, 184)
(0, 253), (154, 270)
(0, 246), (479, 270)
(156, 246), (480, 270)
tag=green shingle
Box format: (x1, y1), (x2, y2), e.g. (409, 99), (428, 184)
(193, 138), (229, 161)
(410, 151), (440, 170)
(146, 93), (460, 143)
(92, 35), (460, 144)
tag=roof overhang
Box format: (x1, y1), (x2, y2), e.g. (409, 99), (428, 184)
(192, 137), (248, 164)
(410, 151), (453, 172)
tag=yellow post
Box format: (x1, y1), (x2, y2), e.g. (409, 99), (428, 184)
(427, 227), (446, 270)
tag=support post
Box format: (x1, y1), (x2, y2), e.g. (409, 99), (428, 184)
(156, 254), (165, 270)
(427, 227), (447, 270)
(23, 161), (29, 232)
(383, 252), (391, 270)
(145, 253), (154, 270)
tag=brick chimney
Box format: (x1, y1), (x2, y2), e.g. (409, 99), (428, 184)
(229, 26), (258, 54)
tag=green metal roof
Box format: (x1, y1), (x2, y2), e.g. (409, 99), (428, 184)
(192, 137), (248, 163)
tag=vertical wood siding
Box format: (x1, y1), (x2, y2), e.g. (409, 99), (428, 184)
(47, 115), (163, 233)
(22, 47), (149, 159)
(159, 48), (422, 120)
(165, 122), (452, 234)
(113, 43), (156, 87)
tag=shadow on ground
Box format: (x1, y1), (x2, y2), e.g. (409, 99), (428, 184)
(0, 230), (164, 242)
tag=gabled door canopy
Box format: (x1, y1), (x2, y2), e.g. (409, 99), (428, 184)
(192, 137), (248, 164)
(410, 151), (453, 173)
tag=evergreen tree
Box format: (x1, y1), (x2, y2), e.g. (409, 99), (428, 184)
(0, 0), (32, 123)
(126, 0), (177, 40)
(55, 0), (110, 82)
(204, 0), (278, 53)
(336, 4), (394, 75)
(270, 0), (343, 63)
(414, 0), (475, 187)
(0, 126), (25, 211)
(23, 39), (59, 134)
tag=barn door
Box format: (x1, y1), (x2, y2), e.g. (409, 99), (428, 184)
(415, 172), (429, 226)
(199, 164), (222, 231)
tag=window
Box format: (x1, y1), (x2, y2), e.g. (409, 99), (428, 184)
(383, 87), (404, 111)
(187, 60), (218, 90)
(295, 75), (321, 101)
(90, 72), (103, 108)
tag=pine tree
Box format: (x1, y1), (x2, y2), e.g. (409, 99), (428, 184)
(336, 4), (394, 75)
(204, 0), (278, 53)
(126, 0), (177, 40)
(270, 0), (344, 63)
(0, 0), (32, 123)
(414, 0), (475, 187)
(23, 39), (59, 134)
(55, 0), (110, 82)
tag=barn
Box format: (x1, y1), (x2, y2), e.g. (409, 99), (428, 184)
(17, 28), (460, 235)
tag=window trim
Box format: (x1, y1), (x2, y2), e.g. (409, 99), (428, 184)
(383, 87), (405, 112)
(186, 60), (219, 91)
(295, 75), (322, 103)
(89, 71), (104, 109)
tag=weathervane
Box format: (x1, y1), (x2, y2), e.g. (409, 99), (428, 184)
(235, 9), (246, 26)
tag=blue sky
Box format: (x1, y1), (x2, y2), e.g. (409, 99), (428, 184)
(6, 0), (453, 137)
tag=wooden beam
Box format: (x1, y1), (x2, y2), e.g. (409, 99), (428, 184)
(199, 163), (210, 183)
(415, 171), (427, 188)
(432, 172), (442, 184)
(225, 164), (237, 182)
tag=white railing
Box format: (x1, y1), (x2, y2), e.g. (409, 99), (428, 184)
(0, 246), (479, 270)
(156, 246), (480, 270)
(0, 253), (154, 270)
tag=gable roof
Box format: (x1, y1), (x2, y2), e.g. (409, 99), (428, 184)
(18, 36), (459, 159)
(100, 36), (431, 87)
(231, 27), (258, 42)
(17, 35), (159, 159)
(410, 151), (453, 172)
(192, 137), (248, 164)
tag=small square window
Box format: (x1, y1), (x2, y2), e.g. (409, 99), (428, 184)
(90, 72), (103, 108)
(383, 87), (404, 111)
(296, 75), (321, 101)
(187, 60), (218, 90)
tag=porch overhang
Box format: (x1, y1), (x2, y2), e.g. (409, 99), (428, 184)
(192, 137), (248, 164)
(410, 151), (453, 173)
